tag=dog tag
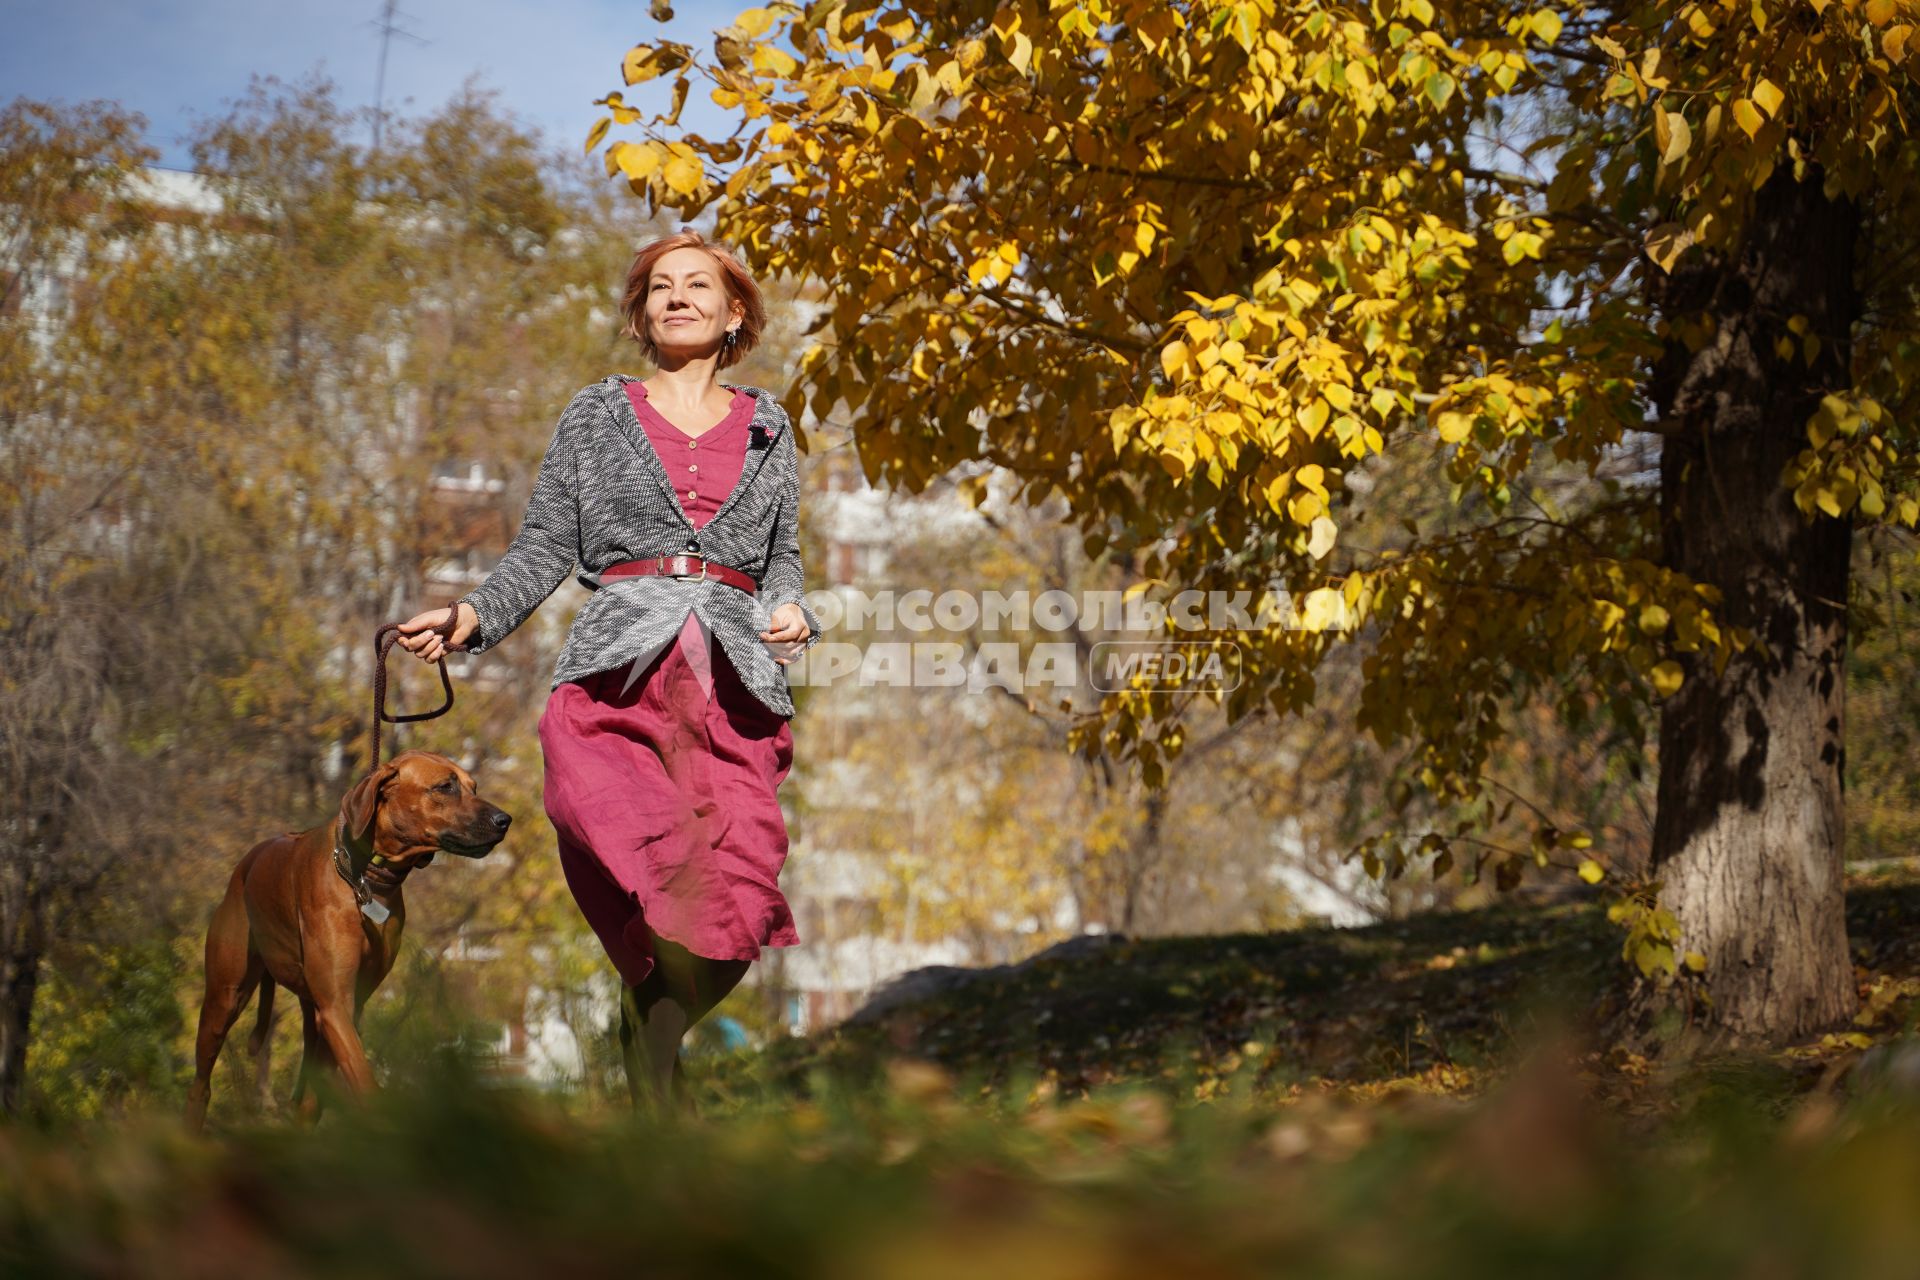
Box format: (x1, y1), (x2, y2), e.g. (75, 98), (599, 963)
(361, 898), (391, 925)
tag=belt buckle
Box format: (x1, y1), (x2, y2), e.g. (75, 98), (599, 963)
(669, 554), (708, 584)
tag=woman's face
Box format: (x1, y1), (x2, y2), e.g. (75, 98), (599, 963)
(645, 247), (743, 356)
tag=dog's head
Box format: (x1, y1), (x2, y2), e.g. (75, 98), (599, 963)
(339, 750), (512, 867)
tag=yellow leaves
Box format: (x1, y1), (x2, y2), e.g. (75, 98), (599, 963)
(662, 149), (705, 195)
(1651, 660), (1685, 698)
(1644, 222), (1695, 273)
(1221, 1), (1263, 53)
(1886, 24), (1914, 60)
(1654, 109), (1692, 167)
(624, 45), (660, 85)
(1307, 515), (1339, 560)
(1264, 470), (1292, 514)
(1406, 0), (1436, 25)
(732, 6), (774, 37)
(967, 243), (1020, 288)
(662, 76), (691, 128)
(1789, 395), (1898, 523)
(1435, 410), (1472, 443)
(935, 58), (966, 96)
(1501, 230), (1545, 265)
(1298, 397), (1332, 439)
(1295, 587), (1354, 632)
(1731, 98), (1765, 139)
(1323, 382), (1356, 413)
(595, 91), (642, 124)
(1057, 2), (1101, 41)
(1578, 859), (1605, 884)
(1160, 340), (1192, 381)
(754, 44), (800, 77)
(1423, 72), (1457, 109)
(1528, 9), (1565, 43)
(1344, 59), (1375, 98)
(614, 141), (663, 181)
(623, 41), (691, 85)
(585, 117), (611, 156)
(1129, 3), (1184, 55)
(1004, 28), (1035, 74)
(1866, 0), (1899, 24)
(1296, 463), (1329, 498)
(1751, 78), (1785, 119)
(1205, 410), (1243, 438)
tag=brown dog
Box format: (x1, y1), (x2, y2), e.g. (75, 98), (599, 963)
(186, 750), (511, 1128)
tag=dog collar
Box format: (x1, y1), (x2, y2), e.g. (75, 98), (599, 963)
(332, 830), (392, 925)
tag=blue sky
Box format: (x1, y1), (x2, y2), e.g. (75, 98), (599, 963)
(0, 0), (745, 171)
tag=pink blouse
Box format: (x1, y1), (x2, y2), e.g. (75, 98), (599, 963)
(618, 380), (759, 701)
(623, 381), (754, 530)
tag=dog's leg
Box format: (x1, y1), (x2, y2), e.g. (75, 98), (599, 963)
(313, 1003), (377, 1096)
(304, 948), (378, 1098)
(186, 875), (262, 1132)
(246, 973), (277, 1111)
(294, 1001), (332, 1124)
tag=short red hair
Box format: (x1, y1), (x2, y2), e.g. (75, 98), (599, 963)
(620, 231), (765, 370)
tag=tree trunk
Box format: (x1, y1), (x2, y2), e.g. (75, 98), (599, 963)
(1648, 172), (1860, 1043)
(0, 856), (44, 1115)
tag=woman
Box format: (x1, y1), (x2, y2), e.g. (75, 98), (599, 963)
(396, 231), (822, 1109)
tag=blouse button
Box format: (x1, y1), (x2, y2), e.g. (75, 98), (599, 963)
(687, 489), (697, 500)
(688, 440), (697, 450)
(689, 463), (698, 472)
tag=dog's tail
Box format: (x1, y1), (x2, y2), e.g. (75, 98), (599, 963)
(247, 971), (276, 1103)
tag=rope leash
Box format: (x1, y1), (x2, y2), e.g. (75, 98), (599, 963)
(370, 602), (465, 765)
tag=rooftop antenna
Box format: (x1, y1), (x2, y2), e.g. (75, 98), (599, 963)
(368, 0), (428, 158)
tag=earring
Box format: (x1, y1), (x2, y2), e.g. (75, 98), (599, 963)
(725, 328), (738, 346)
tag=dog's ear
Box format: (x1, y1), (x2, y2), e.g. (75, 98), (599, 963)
(339, 762), (398, 844)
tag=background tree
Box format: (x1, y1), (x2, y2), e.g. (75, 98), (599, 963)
(2, 79), (704, 1117)
(601, 0), (1920, 1042)
(0, 98), (166, 1114)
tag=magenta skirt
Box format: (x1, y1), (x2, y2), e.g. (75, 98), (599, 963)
(537, 613), (799, 986)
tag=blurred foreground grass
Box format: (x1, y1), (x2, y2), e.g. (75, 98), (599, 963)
(9, 1045), (1920, 1278)
(11, 872), (1920, 1276)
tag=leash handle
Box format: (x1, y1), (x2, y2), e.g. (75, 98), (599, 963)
(370, 604), (462, 764)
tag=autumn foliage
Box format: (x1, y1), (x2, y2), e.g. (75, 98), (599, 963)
(598, 0), (1920, 1040)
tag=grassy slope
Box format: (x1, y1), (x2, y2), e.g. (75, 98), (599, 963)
(727, 870), (1920, 1100)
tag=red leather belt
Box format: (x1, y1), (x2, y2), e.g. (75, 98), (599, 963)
(601, 556), (757, 594)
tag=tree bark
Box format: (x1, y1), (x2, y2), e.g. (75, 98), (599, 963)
(1648, 171), (1860, 1043)
(0, 855), (45, 1115)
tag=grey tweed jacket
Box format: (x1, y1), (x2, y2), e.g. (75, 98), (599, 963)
(458, 374), (823, 717)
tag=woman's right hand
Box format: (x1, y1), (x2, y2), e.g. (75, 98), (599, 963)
(397, 602), (478, 663)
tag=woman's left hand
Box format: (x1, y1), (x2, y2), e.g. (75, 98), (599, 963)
(759, 603), (811, 665)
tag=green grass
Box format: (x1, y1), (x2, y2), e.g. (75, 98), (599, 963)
(10, 1042), (1920, 1278)
(11, 875), (1920, 1276)
(717, 873), (1920, 1103)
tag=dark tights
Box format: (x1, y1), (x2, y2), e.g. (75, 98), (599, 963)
(618, 925), (749, 1112)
